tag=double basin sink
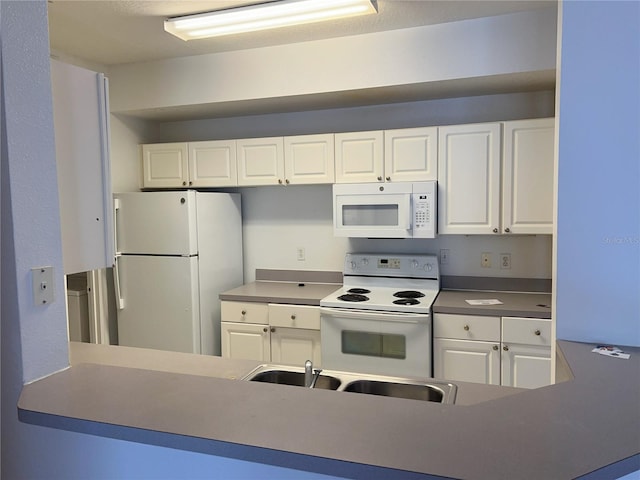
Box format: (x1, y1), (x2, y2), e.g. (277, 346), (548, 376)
(242, 365), (457, 404)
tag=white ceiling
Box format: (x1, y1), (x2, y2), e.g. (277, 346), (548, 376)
(48, 0), (556, 66)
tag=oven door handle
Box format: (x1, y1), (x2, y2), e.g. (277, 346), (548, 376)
(320, 307), (429, 324)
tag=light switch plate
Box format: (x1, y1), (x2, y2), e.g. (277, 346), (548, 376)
(31, 266), (55, 306)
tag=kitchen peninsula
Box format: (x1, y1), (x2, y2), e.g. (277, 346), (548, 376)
(18, 339), (639, 479)
(17, 271), (640, 480)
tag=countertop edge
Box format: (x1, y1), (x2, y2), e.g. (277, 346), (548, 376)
(17, 341), (640, 480)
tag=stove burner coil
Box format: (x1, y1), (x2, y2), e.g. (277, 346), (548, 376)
(393, 298), (420, 306)
(347, 288), (371, 294)
(338, 293), (369, 302)
(393, 290), (425, 299)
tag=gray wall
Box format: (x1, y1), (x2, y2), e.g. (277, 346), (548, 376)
(554, 0), (640, 346)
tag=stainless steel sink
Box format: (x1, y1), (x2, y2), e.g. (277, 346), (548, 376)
(249, 370), (341, 390)
(242, 365), (457, 404)
(342, 379), (448, 402)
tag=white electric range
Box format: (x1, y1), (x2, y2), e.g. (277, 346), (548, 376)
(320, 253), (440, 378)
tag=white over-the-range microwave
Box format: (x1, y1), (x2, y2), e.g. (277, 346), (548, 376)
(333, 181), (437, 238)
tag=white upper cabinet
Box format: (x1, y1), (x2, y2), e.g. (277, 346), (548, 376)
(438, 123), (501, 234)
(142, 141), (237, 188)
(438, 118), (555, 235)
(237, 137), (285, 186)
(189, 140), (237, 188)
(384, 127), (438, 182)
(335, 131), (384, 183)
(142, 143), (190, 189)
(284, 134), (335, 185)
(502, 118), (555, 234)
(52, 59), (113, 274)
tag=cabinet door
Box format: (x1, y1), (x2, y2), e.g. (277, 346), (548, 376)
(501, 343), (551, 389)
(433, 338), (500, 385)
(284, 134), (335, 185)
(335, 131), (384, 183)
(141, 143), (189, 188)
(189, 140), (237, 187)
(384, 127), (438, 182)
(237, 137), (284, 186)
(438, 123), (501, 234)
(270, 327), (322, 367)
(221, 322), (270, 361)
(502, 118), (555, 234)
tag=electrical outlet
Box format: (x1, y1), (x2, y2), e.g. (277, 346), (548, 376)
(500, 253), (511, 269)
(439, 249), (450, 265)
(481, 252), (492, 268)
(296, 247), (305, 261)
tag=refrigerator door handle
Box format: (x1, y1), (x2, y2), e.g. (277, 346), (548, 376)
(113, 254), (125, 310)
(113, 198), (121, 258)
(112, 199), (124, 309)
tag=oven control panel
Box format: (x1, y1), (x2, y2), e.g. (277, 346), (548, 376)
(378, 258), (401, 269)
(345, 253), (439, 279)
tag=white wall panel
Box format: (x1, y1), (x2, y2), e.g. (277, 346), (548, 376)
(239, 185), (552, 283)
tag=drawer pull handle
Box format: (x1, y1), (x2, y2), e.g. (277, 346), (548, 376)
(503, 345), (509, 351)
(534, 329), (541, 336)
(263, 327), (268, 333)
(463, 325), (470, 331)
(241, 310), (246, 315)
(270, 327), (275, 333)
(291, 314), (296, 320)
(493, 345), (499, 351)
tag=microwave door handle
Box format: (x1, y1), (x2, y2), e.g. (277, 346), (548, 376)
(405, 197), (413, 231)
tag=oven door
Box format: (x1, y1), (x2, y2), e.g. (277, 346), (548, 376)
(320, 307), (432, 378)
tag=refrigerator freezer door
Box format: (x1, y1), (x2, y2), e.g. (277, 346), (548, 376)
(114, 191), (198, 255)
(116, 255), (201, 354)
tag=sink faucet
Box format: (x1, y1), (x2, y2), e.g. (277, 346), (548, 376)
(304, 360), (322, 388)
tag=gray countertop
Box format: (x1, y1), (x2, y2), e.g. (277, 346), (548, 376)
(434, 289), (552, 318)
(219, 280), (341, 305)
(18, 341), (640, 479)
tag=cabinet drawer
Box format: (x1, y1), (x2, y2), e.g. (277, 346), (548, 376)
(502, 317), (552, 346)
(434, 314), (500, 341)
(268, 304), (320, 330)
(220, 301), (268, 325)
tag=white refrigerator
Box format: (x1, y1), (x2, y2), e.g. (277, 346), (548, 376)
(113, 191), (242, 355)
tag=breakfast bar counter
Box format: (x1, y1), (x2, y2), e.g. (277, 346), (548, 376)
(18, 340), (640, 479)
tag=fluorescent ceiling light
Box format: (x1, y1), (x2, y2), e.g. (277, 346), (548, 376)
(164, 0), (378, 41)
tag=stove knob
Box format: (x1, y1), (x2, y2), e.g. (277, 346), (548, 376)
(350, 261), (357, 270)
(425, 263), (433, 271)
(411, 260), (419, 269)
(361, 258), (369, 266)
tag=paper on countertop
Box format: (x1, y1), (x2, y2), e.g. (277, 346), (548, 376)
(465, 299), (504, 306)
(592, 345), (631, 360)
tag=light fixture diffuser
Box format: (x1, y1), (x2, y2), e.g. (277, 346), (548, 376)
(164, 0), (378, 41)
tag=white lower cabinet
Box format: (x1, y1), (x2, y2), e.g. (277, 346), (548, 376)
(221, 322), (271, 362)
(434, 313), (551, 388)
(434, 338), (500, 385)
(220, 301), (322, 366)
(501, 343), (552, 389)
(270, 327), (321, 366)
(500, 316), (552, 388)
